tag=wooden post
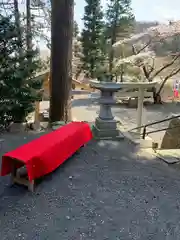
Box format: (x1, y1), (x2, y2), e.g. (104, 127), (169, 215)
(137, 87), (145, 134)
(10, 161), (17, 185)
(34, 101), (40, 130)
(28, 180), (35, 192)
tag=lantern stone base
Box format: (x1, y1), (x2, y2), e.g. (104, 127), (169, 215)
(93, 117), (124, 139)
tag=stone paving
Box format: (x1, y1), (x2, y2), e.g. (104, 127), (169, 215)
(1, 133), (180, 239)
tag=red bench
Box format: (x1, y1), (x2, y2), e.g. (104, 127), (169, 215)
(1, 121), (92, 191)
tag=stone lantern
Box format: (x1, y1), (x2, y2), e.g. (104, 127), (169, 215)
(90, 80), (123, 139)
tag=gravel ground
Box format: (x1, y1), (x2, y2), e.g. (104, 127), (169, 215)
(39, 92), (180, 145)
(1, 133), (180, 239)
(71, 95), (180, 144)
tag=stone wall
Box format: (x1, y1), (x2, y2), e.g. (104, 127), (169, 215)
(161, 118), (180, 149)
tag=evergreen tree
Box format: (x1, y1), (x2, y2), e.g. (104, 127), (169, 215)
(0, 14), (42, 129)
(106, 0), (134, 73)
(81, 0), (104, 78)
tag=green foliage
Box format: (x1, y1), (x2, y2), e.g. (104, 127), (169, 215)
(0, 14), (43, 128)
(103, 0), (135, 75)
(81, 0), (105, 78)
(105, 0), (134, 42)
(113, 62), (142, 81)
(94, 64), (115, 81)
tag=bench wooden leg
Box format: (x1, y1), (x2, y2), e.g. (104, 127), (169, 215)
(10, 161), (35, 192)
(10, 161), (17, 185)
(28, 180), (35, 192)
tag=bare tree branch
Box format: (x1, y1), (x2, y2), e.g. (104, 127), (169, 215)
(157, 67), (180, 94)
(151, 53), (180, 79)
(132, 38), (180, 82)
(113, 20), (180, 103)
(131, 44), (152, 80)
(136, 39), (151, 54)
(148, 58), (155, 74)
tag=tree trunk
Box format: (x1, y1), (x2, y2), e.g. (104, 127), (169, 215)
(50, 0), (74, 123)
(157, 78), (168, 96)
(109, 11), (118, 74)
(120, 65), (124, 82)
(153, 87), (162, 104)
(153, 78), (169, 104)
(13, 0), (23, 56)
(64, 4), (74, 123)
(75, 67), (82, 80)
(109, 34), (116, 74)
(153, 92), (162, 104)
(26, 0), (32, 53)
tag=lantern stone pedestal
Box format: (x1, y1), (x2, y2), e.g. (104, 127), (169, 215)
(90, 80), (124, 139)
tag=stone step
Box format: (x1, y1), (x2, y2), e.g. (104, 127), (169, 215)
(155, 149), (180, 164)
(119, 127), (155, 149)
(92, 125), (124, 140)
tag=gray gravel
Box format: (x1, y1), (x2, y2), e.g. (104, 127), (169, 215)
(40, 96), (180, 145)
(1, 134), (180, 239)
(71, 95), (180, 144)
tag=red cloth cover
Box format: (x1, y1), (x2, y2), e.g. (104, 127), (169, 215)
(1, 122), (92, 181)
